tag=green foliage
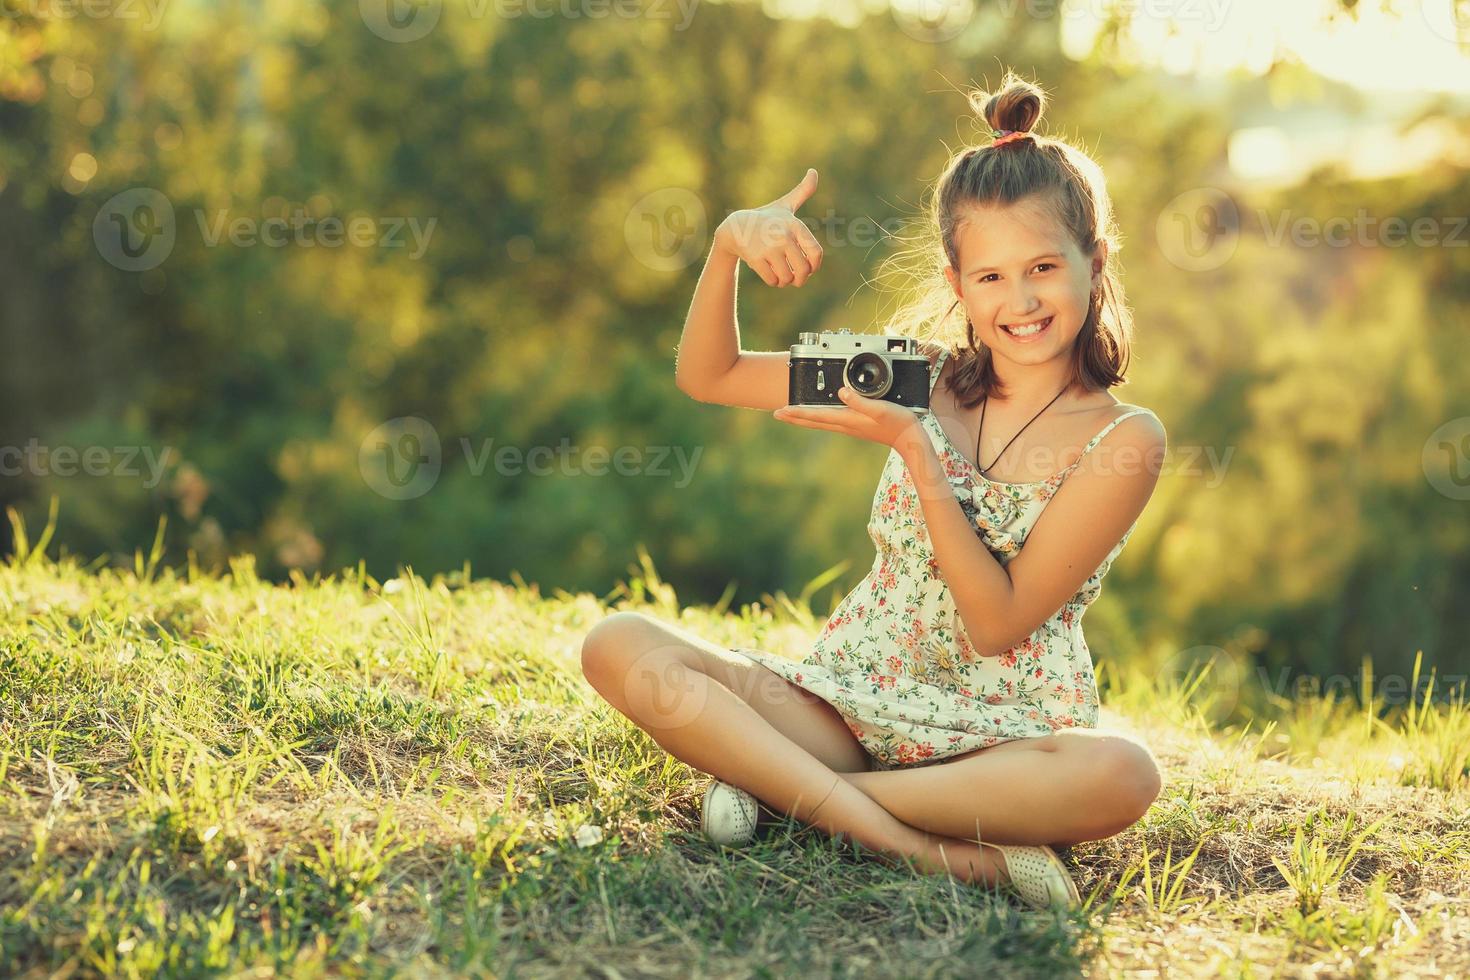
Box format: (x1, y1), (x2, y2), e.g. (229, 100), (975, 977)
(1, 0), (1467, 692)
(1271, 809), (1389, 917)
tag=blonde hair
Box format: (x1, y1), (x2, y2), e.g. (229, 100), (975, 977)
(875, 70), (1133, 408)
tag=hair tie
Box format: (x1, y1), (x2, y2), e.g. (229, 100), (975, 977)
(991, 128), (1028, 147)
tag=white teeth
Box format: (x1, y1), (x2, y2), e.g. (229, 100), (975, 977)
(1004, 317), (1050, 337)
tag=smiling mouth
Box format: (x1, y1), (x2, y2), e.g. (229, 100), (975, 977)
(1000, 316), (1053, 338)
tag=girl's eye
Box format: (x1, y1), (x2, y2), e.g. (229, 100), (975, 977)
(978, 263), (1055, 283)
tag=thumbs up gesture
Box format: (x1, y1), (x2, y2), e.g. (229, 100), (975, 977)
(714, 168), (825, 288)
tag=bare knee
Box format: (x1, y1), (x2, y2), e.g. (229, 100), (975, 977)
(1090, 737), (1163, 836)
(579, 610), (658, 685)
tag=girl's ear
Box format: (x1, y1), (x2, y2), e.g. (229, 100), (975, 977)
(943, 263), (962, 299)
(1090, 240), (1108, 284)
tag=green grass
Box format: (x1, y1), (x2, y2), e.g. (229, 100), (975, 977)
(1, 510), (1467, 977)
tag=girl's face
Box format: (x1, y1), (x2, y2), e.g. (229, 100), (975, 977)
(943, 198), (1105, 375)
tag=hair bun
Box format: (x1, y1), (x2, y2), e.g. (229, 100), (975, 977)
(970, 72), (1045, 137)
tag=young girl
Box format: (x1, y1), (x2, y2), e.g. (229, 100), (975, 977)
(581, 74), (1166, 910)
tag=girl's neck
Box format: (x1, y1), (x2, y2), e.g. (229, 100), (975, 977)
(989, 357), (1076, 410)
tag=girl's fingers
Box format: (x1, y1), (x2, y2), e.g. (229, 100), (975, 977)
(758, 254), (788, 287)
(777, 406), (851, 421)
(792, 223), (824, 274)
(782, 240), (814, 285)
(775, 409), (863, 435)
(836, 387), (868, 412)
(754, 258), (779, 287)
(785, 419), (847, 435)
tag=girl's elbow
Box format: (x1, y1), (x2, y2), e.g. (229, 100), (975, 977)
(975, 634), (1012, 659)
(977, 626), (1031, 659)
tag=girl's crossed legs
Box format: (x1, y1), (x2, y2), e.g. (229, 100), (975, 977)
(579, 611), (1161, 887)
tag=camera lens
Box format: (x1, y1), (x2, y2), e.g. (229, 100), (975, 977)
(845, 352), (892, 397)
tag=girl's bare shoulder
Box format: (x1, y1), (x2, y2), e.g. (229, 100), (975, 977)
(1079, 398), (1167, 449)
(1056, 393), (1166, 461)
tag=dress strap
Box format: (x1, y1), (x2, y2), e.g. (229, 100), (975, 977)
(1077, 407), (1159, 460)
(928, 349), (949, 396)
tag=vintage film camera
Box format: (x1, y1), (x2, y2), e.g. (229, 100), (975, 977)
(787, 329), (931, 411)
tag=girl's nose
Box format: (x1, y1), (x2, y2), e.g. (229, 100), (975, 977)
(1006, 284), (1041, 318)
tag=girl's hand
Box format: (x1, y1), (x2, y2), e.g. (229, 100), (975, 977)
(773, 386), (927, 451)
(715, 169), (824, 288)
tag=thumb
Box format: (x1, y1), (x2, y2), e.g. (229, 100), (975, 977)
(837, 386), (874, 414)
(773, 168), (819, 213)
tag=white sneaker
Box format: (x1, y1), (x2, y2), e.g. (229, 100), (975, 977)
(979, 841), (1082, 911)
(700, 780), (759, 847)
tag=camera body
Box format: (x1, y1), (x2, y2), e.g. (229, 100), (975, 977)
(787, 329), (931, 411)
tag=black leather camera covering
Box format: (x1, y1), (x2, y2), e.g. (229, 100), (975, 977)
(787, 356), (931, 410)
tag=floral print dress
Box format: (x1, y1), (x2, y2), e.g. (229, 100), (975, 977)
(735, 349), (1161, 770)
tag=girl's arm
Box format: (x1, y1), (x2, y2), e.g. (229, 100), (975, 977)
(898, 413), (1166, 657)
(674, 170), (824, 412)
(673, 241), (792, 411)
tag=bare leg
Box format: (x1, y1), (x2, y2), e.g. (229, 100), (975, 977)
(840, 730), (1164, 847)
(579, 611), (1008, 886)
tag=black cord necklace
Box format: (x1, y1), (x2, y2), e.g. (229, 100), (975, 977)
(975, 385), (1070, 477)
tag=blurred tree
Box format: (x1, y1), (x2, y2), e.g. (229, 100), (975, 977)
(1, 0), (1466, 684)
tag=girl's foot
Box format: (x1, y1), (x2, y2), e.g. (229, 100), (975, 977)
(918, 836), (1080, 909)
(976, 841), (1082, 910)
(700, 780), (759, 847)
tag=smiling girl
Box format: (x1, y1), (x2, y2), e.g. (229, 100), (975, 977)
(581, 73), (1167, 910)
